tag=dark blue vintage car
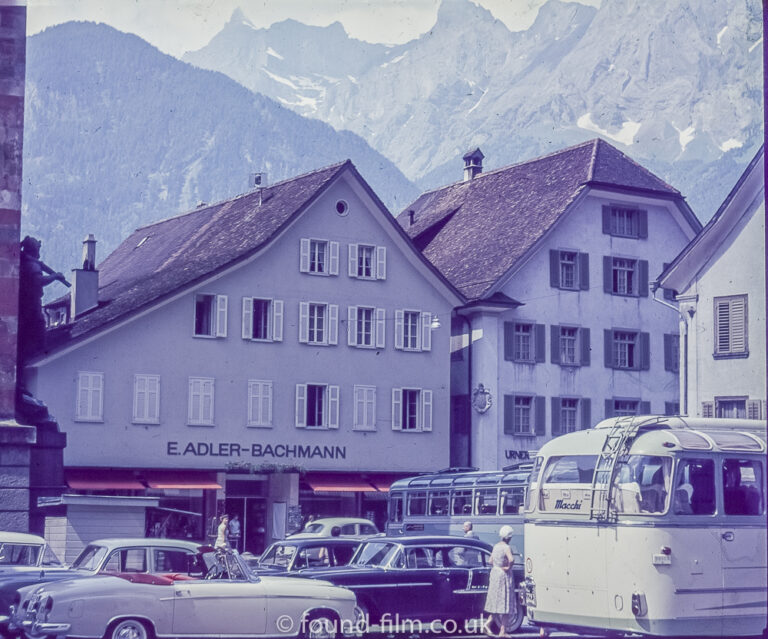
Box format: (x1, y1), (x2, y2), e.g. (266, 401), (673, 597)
(246, 537), (361, 573)
(288, 535), (494, 627)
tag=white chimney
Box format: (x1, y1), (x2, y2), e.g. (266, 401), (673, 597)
(463, 148), (484, 181)
(71, 234), (99, 318)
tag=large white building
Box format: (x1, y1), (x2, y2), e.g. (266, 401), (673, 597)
(398, 140), (703, 470)
(29, 161), (462, 553)
(659, 146), (765, 419)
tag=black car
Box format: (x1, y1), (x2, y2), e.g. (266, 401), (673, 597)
(288, 535), (493, 626)
(245, 537), (361, 573)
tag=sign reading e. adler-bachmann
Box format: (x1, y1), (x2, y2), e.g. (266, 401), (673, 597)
(167, 441), (347, 459)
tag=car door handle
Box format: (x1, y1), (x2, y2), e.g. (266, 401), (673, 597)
(438, 570), (451, 577)
(722, 531), (735, 541)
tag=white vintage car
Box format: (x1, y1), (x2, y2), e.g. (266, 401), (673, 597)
(10, 547), (360, 639)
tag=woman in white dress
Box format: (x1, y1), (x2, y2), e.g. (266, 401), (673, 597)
(484, 525), (517, 636)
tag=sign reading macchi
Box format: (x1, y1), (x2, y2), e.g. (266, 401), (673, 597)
(167, 441), (347, 459)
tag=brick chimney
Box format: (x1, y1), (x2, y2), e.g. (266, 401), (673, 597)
(463, 148), (484, 182)
(70, 234), (99, 317)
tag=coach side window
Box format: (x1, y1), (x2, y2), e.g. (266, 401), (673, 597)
(674, 459), (715, 515)
(723, 459), (764, 516)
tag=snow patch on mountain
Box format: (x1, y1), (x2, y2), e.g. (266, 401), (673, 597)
(719, 138), (744, 152)
(577, 113), (641, 146)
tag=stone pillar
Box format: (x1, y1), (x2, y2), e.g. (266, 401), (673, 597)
(469, 311), (501, 470)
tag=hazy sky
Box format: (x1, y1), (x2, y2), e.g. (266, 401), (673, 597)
(27, 0), (601, 58)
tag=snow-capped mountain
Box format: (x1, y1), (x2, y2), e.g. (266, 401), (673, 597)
(183, 0), (763, 220)
(22, 22), (418, 274)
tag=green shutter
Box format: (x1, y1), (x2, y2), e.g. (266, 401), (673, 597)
(638, 210), (648, 238)
(580, 328), (591, 366)
(551, 325), (560, 364)
(604, 329), (613, 368)
(579, 253), (590, 290)
(664, 333), (674, 371)
(603, 256), (612, 293)
(550, 250), (560, 288)
(581, 398), (592, 430)
(504, 322), (514, 361)
(605, 399), (614, 418)
(535, 324), (546, 363)
(640, 400), (651, 415)
(535, 396), (546, 435)
(638, 260), (649, 297)
(503, 395), (515, 434)
(551, 397), (561, 435)
(602, 205), (612, 234)
(639, 332), (650, 370)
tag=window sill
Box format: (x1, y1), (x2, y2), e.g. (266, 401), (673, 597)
(246, 337), (274, 343)
(505, 432), (539, 438)
(394, 428), (429, 433)
(187, 422), (215, 427)
(247, 423), (273, 429)
(557, 362), (581, 368)
(713, 351), (749, 360)
(305, 271), (333, 277)
(352, 343), (377, 350)
(352, 426), (377, 432)
(609, 292), (640, 298)
(74, 418), (104, 423)
(606, 232), (642, 240)
(132, 420), (160, 426)
(306, 341), (333, 347)
(193, 334), (220, 339)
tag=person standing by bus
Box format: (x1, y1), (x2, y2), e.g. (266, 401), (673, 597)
(215, 514), (230, 550)
(484, 525), (517, 637)
(463, 521), (478, 538)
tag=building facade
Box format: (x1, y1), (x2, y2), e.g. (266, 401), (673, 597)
(659, 146), (765, 420)
(399, 140), (702, 470)
(29, 162), (461, 552)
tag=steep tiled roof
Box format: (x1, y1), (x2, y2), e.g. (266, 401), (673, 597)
(397, 139), (686, 300)
(52, 161), (350, 342)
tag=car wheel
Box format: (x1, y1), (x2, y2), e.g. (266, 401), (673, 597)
(303, 612), (338, 639)
(506, 604), (524, 634)
(105, 618), (152, 639)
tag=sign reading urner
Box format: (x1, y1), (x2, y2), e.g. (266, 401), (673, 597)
(167, 441), (347, 459)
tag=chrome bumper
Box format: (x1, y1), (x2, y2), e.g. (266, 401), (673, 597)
(20, 619), (72, 634)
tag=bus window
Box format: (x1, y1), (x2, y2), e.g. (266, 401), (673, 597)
(429, 490), (450, 515)
(500, 487), (524, 514)
(451, 489), (472, 516)
(524, 456), (543, 513)
(723, 459), (764, 515)
(674, 459), (715, 515)
(389, 493), (403, 523)
(612, 456), (672, 514)
(475, 488), (499, 515)
(407, 491), (427, 516)
(542, 455), (597, 484)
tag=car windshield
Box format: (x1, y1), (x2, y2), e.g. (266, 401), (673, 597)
(351, 542), (400, 567)
(70, 545), (108, 571)
(0, 543), (42, 566)
(258, 544), (296, 567)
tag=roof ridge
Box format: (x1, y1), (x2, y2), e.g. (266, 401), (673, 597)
(587, 138), (599, 181)
(591, 138), (680, 194)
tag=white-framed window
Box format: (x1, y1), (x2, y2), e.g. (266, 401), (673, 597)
(503, 394), (545, 436)
(714, 295), (748, 357)
(505, 322), (545, 363)
(353, 385), (376, 431)
(133, 374), (160, 424)
(394, 310), (432, 352)
(295, 383), (339, 429)
(604, 329), (649, 370)
(604, 257), (649, 297)
(602, 205), (647, 239)
(391, 387), (432, 432)
(560, 327), (577, 364)
(606, 398), (649, 418)
(613, 258), (635, 295)
(348, 244), (386, 280)
(513, 396), (532, 433)
(188, 377), (214, 426)
(348, 306), (385, 348)
(247, 380), (273, 427)
(299, 302), (338, 346)
(194, 294), (227, 337)
(560, 398), (578, 432)
(300, 238), (339, 276)
(550, 250), (589, 291)
(552, 397), (591, 435)
(560, 251), (577, 289)
(242, 297), (283, 342)
(715, 396), (747, 419)
(76, 371), (103, 422)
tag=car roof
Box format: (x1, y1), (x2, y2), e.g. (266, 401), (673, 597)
(309, 518), (376, 526)
(0, 532), (47, 544)
(84, 538), (202, 551)
(269, 538), (361, 547)
(362, 535), (492, 549)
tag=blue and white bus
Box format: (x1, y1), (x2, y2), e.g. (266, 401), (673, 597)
(524, 415), (767, 637)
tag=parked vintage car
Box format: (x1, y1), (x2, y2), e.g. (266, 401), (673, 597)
(249, 537), (361, 573)
(287, 535), (508, 630)
(0, 532), (62, 571)
(0, 537), (200, 635)
(288, 517), (379, 539)
(10, 547), (360, 639)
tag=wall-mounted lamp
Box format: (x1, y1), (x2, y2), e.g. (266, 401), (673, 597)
(430, 315), (441, 329)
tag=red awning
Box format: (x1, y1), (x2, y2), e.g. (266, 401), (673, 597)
(368, 475), (407, 492)
(306, 473), (377, 492)
(66, 469), (144, 490)
(144, 470), (221, 490)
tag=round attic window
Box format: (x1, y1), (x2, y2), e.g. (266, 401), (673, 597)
(335, 200), (349, 216)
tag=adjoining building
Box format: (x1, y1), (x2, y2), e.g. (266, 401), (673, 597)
(27, 161), (462, 553)
(398, 139), (703, 470)
(659, 146), (765, 420)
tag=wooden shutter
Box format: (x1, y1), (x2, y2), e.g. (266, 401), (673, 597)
(421, 312), (432, 351)
(639, 400), (651, 415)
(638, 332), (650, 370)
(602, 205), (612, 234)
(534, 324), (545, 363)
(503, 395), (515, 435)
(376, 246), (387, 280)
(747, 399), (763, 419)
(263, 382), (273, 425)
(604, 329), (614, 368)
(729, 297), (747, 353)
(534, 396), (546, 435)
(603, 256), (612, 293)
(580, 328), (591, 366)
(392, 388), (402, 430)
(298, 302), (309, 343)
(299, 238), (310, 273)
(549, 250), (560, 288)
(215, 295), (228, 337)
(421, 390), (433, 431)
(133, 375), (146, 422)
(202, 379), (214, 424)
(272, 300), (283, 342)
(581, 398), (591, 430)
(579, 253), (590, 290)
(241, 297), (253, 339)
(375, 308), (386, 348)
(637, 260), (649, 297)
(394, 310), (404, 350)
(605, 399), (614, 419)
(348, 306), (357, 346)
(551, 397), (561, 435)
(328, 386), (340, 429)
(329, 241), (340, 275)
(295, 384), (307, 428)
(701, 401), (714, 418)
(348, 244), (358, 277)
(637, 210), (648, 239)
(504, 322), (514, 361)
(664, 333), (676, 371)
(188, 378), (201, 424)
(550, 325), (560, 364)
(328, 304), (339, 345)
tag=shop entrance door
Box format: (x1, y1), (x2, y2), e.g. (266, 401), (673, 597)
(226, 497), (267, 555)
